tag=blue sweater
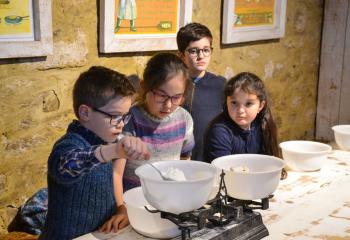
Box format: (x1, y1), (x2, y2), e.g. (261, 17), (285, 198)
(183, 72), (226, 161)
(40, 121), (116, 240)
(203, 112), (263, 163)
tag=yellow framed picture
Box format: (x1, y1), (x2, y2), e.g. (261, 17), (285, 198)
(0, 0), (53, 59)
(222, 0), (287, 44)
(0, 0), (34, 41)
(100, 0), (192, 53)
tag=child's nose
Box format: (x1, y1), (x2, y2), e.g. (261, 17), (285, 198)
(237, 105), (245, 113)
(163, 98), (173, 108)
(197, 50), (205, 58)
(116, 120), (125, 128)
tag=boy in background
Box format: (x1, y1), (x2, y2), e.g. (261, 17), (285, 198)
(40, 66), (150, 240)
(177, 22), (226, 161)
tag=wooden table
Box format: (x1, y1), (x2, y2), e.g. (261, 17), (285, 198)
(258, 149), (350, 239)
(75, 150), (350, 240)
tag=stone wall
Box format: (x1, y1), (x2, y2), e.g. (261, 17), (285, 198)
(0, 0), (324, 234)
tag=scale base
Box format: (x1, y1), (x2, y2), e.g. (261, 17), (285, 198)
(173, 211), (268, 240)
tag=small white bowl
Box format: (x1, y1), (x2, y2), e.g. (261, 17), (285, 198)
(279, 140), (332, 171)
(123, 187), (181, 239)
(135, 160), (217, 214)
(332, 125), (350, 151)
(211, 154), (284, 200)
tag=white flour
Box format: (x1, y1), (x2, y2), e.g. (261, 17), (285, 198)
(163, 167), (186, 181)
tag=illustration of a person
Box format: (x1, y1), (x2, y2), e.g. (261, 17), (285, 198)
(115, 0), (137, 33)
(234, 15), (242, 25)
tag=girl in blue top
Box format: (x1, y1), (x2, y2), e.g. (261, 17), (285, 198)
(204, 72), (286, 178)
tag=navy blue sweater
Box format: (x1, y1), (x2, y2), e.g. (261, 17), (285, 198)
(203, 112), (263, 163)
(40, 121), (116, 240)
(184, 72), (226, 161)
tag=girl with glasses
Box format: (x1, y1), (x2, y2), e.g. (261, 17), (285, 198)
(115, 53), (195, 193)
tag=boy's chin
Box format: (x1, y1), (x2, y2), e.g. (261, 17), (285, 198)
(192, 67), (206, 76)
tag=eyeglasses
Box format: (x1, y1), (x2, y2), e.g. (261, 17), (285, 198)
(151, 90), (184, 105)
(185, 47), (213, 58)
(91, 107), (132, 126)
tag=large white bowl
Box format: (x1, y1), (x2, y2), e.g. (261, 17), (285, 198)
(332, 125), (350, 151)
(280, 140), (332, 171)
(211, 154), (284, 200)
(135, 160), (217, 214)
(123, 187), (181, 239)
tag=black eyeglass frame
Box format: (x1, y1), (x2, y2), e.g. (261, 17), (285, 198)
(150, 90), (184, 105)
(185, 47), (213, 58)
(91, 107), (131, 126)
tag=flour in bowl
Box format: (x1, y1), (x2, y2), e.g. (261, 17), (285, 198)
(163, 167), (187, 181)
(230, 166), (250, 173)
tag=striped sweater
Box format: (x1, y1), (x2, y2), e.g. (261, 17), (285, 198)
(123, 105), (194, 191)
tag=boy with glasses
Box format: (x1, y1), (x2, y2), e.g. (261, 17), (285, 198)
(40, 66), (150, 240)
(177, 22), (226, 161)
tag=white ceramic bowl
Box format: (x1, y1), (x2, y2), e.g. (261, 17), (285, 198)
(332, 125), (350, 151)
(211, 154), (284, 200)
(123, 187), (181, 239)
(135, 160), (217, 214)
(279, 140), (332, 171)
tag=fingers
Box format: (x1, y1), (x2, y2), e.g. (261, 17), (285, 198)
(99, 215), (129, 233)
(99, 218), (113, 233)
(111, 217), (122, 233)
(280, 168), (288, 180)
(118, 217), (130, 230)
(115, 205), (129, 230)
(119, 136), (150, 160)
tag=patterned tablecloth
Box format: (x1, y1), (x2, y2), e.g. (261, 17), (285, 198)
(75, 150), (350, 240)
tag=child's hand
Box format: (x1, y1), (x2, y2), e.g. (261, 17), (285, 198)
(117, 136), (150, 160)
(99, 205), (129, 233)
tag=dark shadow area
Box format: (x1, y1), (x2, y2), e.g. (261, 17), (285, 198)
(220, 37), (281, 50)
(0, 56), (47, 65)
(7, 208), (24, 233)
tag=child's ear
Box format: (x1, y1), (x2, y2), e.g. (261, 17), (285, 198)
(139, 80), (145, 89)
(78, 104), (91, 121)
(259, 100), (266, 112)
(177, 51), (185, 59)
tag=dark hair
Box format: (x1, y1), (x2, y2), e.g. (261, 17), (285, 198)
(176, 22), (213, 53)
(73, 66), (135, 118)
(224, 72), (280, 158)
(139, 53), (190, 104)
(127, 74), (141, 92)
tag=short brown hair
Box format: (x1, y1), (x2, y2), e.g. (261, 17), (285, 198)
(73, 66), (135, 118)
(176, 22), (213, 53)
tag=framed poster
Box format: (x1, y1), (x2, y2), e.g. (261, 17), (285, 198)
(100, 0), (192, 53)
(0, 0), (34, 41)
(222, 0), (287, 44)
(0, 0), (53, 59)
